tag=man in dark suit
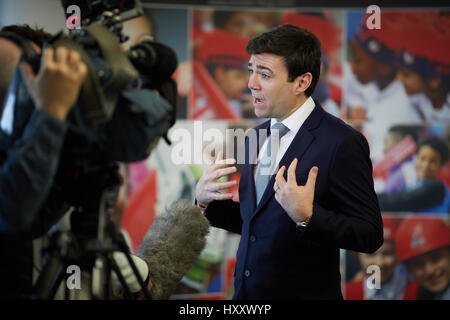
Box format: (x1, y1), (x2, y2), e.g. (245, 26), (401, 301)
(195, 24), (383, 299)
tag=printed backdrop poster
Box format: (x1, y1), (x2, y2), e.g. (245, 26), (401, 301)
(189, 9), (345, 121)
(2, 1), (448, 300)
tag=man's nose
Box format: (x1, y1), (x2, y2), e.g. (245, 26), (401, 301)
(248, 73), (260, 90)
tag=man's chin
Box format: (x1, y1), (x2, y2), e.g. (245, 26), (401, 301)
(254, 106), (268, 118)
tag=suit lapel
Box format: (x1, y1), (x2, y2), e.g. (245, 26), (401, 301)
(250, 102), (325, 220)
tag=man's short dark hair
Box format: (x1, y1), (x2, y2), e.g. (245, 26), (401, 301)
(417, 136), (449, 164)
(246, 24), (321, 97)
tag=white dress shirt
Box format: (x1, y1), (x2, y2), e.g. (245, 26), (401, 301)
(254, 96), (316, 181)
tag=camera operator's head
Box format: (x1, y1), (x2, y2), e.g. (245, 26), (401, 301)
(1, 24), (48, 49)
(0, 38), (20, 109)
(0, 24), (87, 122)
(0, 25), (47, 113)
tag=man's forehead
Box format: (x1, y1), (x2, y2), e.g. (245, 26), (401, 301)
(248, 53), (285, 70)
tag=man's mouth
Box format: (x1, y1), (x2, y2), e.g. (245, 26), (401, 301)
(253, 97), (264, 104)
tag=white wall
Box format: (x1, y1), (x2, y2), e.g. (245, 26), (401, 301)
(0, 0), (65, 33)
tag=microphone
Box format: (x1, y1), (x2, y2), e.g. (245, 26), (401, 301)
(136, 199), (210, 299)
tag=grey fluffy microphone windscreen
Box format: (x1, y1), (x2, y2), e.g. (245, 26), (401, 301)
(137, 199), (210, 299)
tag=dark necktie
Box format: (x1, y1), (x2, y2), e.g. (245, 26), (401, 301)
(255, 122), (289, 204)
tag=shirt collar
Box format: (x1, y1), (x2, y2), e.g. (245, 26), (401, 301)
(270, 96), (316, 135)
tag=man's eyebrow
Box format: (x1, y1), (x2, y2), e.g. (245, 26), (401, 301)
(247, 63), (273, 74)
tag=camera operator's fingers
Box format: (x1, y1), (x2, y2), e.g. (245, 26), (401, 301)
(68, 51), (87, 80)
(66, 49), (81, 66)
(55, 46), (69, 65)
(73, 60), (87, 83)
(41, 47), (56, 71)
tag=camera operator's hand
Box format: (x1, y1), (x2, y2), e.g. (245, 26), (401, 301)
(20, 47), (87, 121)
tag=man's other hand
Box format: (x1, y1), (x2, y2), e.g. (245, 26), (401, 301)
(195, 151), (238, 208)
(274, 158), (318, 223)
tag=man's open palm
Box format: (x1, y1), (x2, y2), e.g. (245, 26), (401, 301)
(274, 158), (318, 223)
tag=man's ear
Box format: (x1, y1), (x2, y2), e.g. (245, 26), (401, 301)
(294, 72), (313, 95)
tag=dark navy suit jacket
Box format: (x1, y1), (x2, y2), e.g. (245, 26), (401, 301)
(205, 102), (383, 299)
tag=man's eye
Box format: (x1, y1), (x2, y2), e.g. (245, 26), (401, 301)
(261, 74), (270, 79)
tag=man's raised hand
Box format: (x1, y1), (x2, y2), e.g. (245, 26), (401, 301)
(274, 158), (318, 223)
(195, 151), (238, 208)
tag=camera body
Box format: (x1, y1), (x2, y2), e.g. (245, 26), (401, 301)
(0, 0), (178, 206)
(1, 0), (178, 159)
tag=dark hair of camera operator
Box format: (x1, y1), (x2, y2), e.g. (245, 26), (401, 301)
(0, 24), (48, 47)
(0, 25), (87, 298)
